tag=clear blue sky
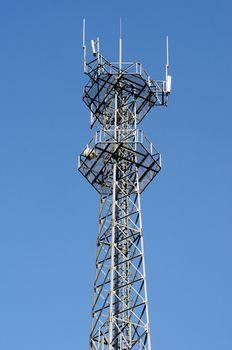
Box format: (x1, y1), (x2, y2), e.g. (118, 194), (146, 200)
(0, 0), (231, 349)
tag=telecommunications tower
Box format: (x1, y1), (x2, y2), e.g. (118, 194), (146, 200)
(78, 20), (171, 350)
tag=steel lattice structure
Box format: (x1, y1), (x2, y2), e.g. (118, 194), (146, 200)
(78, 22), (171, 350)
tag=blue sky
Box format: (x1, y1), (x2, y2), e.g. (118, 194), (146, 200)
(0, 0), (231, 349)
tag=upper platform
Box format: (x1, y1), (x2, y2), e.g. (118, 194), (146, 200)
(83, 55), (169, 127)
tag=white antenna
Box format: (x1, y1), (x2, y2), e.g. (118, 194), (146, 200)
(97, 37), (100, 64)
(119, 18), (122, 71)
(83, 18), (87, 72)
(166, 36), (169, 67)
(166, 35), (169, 78)
(91, 39), (97, 56)
(97, 37), (100, 52)
(165, 35), (172, 94)
(83, 18), (86, 48)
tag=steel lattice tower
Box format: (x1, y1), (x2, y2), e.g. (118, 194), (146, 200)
(78, 21), (171, 350)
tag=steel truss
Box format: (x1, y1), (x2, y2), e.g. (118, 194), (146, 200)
(78, 33), (170, 349)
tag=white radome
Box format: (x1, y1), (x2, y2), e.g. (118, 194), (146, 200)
(83, 146), (95, 160)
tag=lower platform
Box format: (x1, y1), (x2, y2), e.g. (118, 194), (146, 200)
(78, 129), (161, 195)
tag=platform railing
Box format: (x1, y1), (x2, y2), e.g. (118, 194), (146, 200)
(86, 55), (167, 94)
(81, 129), (160, 160)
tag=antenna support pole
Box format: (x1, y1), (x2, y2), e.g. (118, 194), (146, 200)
(83, 18), (87, 72)
(119, 18), (122, 71)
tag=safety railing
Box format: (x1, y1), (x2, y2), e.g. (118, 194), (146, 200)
(81, 129), (160, 159)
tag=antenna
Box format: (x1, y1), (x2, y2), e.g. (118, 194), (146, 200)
(83, 18), (86, 48)
(96, 37), (100, 64)
(119, 18), (122, 70)
(83, 18), (87, 72)
(166, 36), (169, 67)
(91, 39), (97, 56)
(166, 35), (172, 94)
(97, 37), (100, 52)
(166, 35), (169, 78)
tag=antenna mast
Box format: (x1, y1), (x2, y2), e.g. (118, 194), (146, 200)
(166, 35), (172, 94)
(119, 18), (122, 70)
(78, 24), (171, 349)
(82, 18), (87, 72)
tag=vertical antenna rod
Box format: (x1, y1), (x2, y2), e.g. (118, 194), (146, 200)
(166, 35), (169, 66)
(166, 35), (169, 79)
(165, 35), (172, 95)
(83, 18), (86, 47)
(83, 18), (87, 72)
(119, 18), (122, 70)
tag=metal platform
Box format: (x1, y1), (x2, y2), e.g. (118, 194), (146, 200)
(78, 129), (161, 195)
(83, 56), (167, 127)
